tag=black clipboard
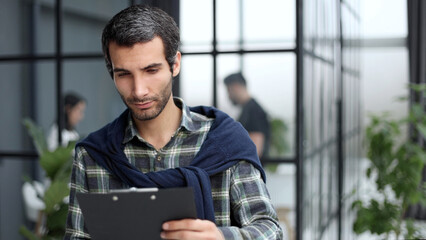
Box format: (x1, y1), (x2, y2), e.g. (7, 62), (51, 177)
(76, 187), (197, 240)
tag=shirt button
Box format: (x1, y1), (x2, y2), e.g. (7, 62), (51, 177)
(156, 156), (162, 161)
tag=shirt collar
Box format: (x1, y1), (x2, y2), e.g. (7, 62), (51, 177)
(122, 97), (203, 144)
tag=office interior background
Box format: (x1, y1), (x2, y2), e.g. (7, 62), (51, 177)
(0, 0), (424, 239)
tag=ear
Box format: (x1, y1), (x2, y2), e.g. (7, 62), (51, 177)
(172, 51), (181, 77)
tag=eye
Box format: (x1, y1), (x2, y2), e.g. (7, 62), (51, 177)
(117, 72), (130, 77)
(146, 68), (159, 74)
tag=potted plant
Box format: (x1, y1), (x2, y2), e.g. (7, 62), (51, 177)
(351, 84), (426, 239)
(20, 119), (74, 240)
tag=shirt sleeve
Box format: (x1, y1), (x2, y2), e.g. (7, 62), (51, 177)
(218, 161), (283, 239)
(47, 125), (58, 152)
(64, 146), (91, 240)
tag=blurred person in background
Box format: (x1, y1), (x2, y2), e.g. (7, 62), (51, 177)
(224, 72), (270, 158)
(47, 92), (86, 151)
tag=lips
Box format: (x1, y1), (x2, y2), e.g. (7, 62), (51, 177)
(134, 101), (154, 109)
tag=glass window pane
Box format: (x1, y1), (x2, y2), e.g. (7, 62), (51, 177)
(243, 0), (296, 50)
(311, 155), (320, 234)
(314, 60), (324, 149)
(36, 2), (55, 55)
(342, 4), (357, 40)
(303, 55), (314, 153)
(325, 0), (338, 39)
(0, 159), (32, 240)
(303, 0), (316, 52)
(0, 63), (29, 151)
(361, 47), (409, 122)
(62, 1), (128, 54)
(35, 61), (56, 133)
(265, 164), (296, 240)
(321, 150), (330, 217)
(0, 1), (48, 55)
(303, 160), (314, 239)
(360, 0), (407, 38)
(0, 62), (55, 151)
(216, 54), (242, 119)
(217, 0), (240, 51)
(180, 0), (213, 52)
(217, 53), (296, 158)
(180, 55), (213, 107)
(0, 2), (21, 55)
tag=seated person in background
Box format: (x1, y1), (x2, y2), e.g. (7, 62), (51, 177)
(47, 92), (86, 151)
(224, 72), (270, 158)
(64, 5), (282, 240)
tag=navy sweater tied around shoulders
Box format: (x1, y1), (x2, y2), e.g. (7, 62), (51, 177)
(77, 106), (265, 222)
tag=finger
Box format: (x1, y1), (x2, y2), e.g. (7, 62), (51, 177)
(160, 229), (212, 240)
(163, 219), (214, 231)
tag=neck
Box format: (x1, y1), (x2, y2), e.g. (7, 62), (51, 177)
(133, 96), (182, 150)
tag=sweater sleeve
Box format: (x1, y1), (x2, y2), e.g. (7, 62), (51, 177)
(218, 161), (283, 239)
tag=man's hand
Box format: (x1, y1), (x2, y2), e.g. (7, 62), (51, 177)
(160, 219), (224, 240)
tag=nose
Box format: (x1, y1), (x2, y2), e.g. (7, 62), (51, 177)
(133, 75), (149, 98)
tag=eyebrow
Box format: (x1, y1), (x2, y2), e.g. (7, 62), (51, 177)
(113, 63), (163, 73)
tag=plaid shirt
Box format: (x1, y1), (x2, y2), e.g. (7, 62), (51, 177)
(65, 98), (282, 239)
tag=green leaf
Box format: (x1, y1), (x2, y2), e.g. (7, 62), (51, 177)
(366, 167), (372, 178)
(54, 156), (73, 182)
(19, 226), (41, 240)
(408, 83), (426, 92)
(22, 118), (48, 155)
(395, 95), (409, 102)
(40, 144), (74, 180)
(416, 123), (426, 139)
(22, 175), (33, 183)
(351, 200), (362, 209)
(43, 180), (69, 214)
(46, 203), (68, 234)
(268, 118), (290, 158)
(411, 104), (425, 120)
(264, 163), (279, 173)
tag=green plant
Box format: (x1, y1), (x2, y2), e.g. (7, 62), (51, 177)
(351, 84), (426, 239)
(265, 118), (290, 172)
(269, 118), (290, 158)
(20, 119), (75, 240)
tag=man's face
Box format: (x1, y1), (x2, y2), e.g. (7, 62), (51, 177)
(226, 84), (240, 106)
(109, 37), (181, 122)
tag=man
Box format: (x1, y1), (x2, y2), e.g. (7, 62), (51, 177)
(224, 73), (270, 158)
(65, 5), (282, 240)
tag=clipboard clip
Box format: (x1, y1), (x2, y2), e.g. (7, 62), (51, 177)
(109, 187), (159, 193)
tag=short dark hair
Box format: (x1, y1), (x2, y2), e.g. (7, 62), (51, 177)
(64, 92), (85, 108)
(102, 5), (180, 78)
(224, 72), (247, 86)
